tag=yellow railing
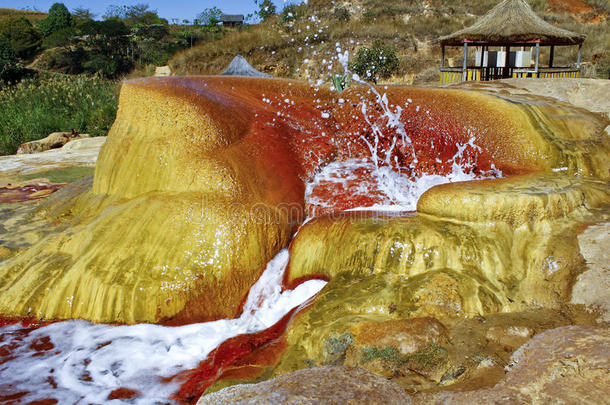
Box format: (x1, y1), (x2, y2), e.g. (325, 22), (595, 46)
(441, 68), (580, 84)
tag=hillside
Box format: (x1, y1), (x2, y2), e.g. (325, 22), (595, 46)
(0, 8), (47, 23)
(169, 0), (609, 84)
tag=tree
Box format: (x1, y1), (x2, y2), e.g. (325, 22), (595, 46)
(38, 3), (72, 37)
(197, 7), (222, 29)
(42, 26), (75, 49)
(256, 0), (276, 21)
(78, 20), (132, 77)
(350, 41), (400, 83)
(103, 3), (167, 27)
(72, 7), (96, 23)
(0, 17), (42, 59)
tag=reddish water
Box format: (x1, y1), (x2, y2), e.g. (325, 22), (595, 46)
(0, 183), (64, 204)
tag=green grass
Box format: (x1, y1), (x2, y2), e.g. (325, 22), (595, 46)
(0, 73), (119, 155)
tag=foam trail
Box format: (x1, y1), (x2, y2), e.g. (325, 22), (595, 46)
(0, 249), (326, 404)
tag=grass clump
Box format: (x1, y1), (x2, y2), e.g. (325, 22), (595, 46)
(0, 73), (119, 155)
(361, 344), (447, 369)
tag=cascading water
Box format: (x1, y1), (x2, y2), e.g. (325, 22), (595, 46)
(0, 250), (326, 404)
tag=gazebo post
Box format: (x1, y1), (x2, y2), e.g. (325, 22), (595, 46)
(462, 42), (468, 81)
(440, 45), (445, 69)
(479, 45), (486, 81)
(549, 45), (555, 67)
(577, 43), (582, 68)
(535, 42), (540, 77)
(504, 45), (510, 78)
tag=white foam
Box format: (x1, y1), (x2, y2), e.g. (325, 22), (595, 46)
(305, 158), (499, 214)
(0, 249), (326, 404)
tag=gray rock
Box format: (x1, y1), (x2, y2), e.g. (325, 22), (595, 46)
(198, 365), (411, 404)
(220, 55), (272, 78)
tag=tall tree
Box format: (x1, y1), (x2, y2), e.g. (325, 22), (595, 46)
(38, 3), (72, 37)
(72, 7), (96, 23)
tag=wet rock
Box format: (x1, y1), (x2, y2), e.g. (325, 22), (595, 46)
(416, 325), (610, 404)
(198, 366), (411, 404)
(571, 222), (610, 322)
(485, 325), (533, 349)
(351, 318), (448, 356)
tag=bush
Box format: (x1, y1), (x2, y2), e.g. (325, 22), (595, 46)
(0, 16), (41, 59)
(350, 40), (400, 83)
(0, 74), (119, 155)
(0, 38), (25, 83)
(333, 7), (350, 22)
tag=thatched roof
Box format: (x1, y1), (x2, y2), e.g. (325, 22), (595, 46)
(439, 0), (585, 46)
(220, 55), (272, 78)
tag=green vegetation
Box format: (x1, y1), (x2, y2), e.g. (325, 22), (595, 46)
(0, 74), (119, 155)
(361, 344), (447, 369)
(256, 0), (277, 21)
(0, 38), (24, 83)
(38, 2), (72, 37)
(0, 16), (41, 59)
(351, 40), (400, 83)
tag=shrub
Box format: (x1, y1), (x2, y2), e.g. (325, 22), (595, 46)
(0, 38), (24, 83)
(0, 74), (119, 155)
(0, 16), (42, 59)
(333, 7), (350, 22)
(350, 40), (400, 83)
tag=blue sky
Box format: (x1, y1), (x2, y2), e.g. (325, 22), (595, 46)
(0, 0), (299, 22)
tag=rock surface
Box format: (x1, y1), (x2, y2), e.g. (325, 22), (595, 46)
(198, 366), (411, 404)
(417, 326), (610, 404)
(456, 78), (610, 116)
(0, 137), (105, 185)
(571, 222), (610, 322)
(17, 131), (90, 154)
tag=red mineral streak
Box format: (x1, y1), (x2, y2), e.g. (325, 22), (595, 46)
(108, 387), (140, 400)
(0, 183), (64, 204)
(170, 307), (300, 404)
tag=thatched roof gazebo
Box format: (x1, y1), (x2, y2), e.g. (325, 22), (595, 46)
(438, 0), (585, 84)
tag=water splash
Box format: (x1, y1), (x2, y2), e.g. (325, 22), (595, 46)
(0, 250), (326, 404)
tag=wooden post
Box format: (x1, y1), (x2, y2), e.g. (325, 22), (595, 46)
(577, 43), (582, 68)
(479, 46), (486, 81)
(504, 45), (510, 78)
(440, 45), (445, 69)
(462, 42), (468, 81)
(535, 42), (540, 77)
(549, 45), (555, 67)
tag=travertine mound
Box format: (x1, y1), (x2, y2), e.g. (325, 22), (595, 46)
(0, 77), (607, 325)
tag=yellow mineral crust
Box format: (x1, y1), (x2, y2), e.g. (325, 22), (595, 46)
(1, 77), (608, 326)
